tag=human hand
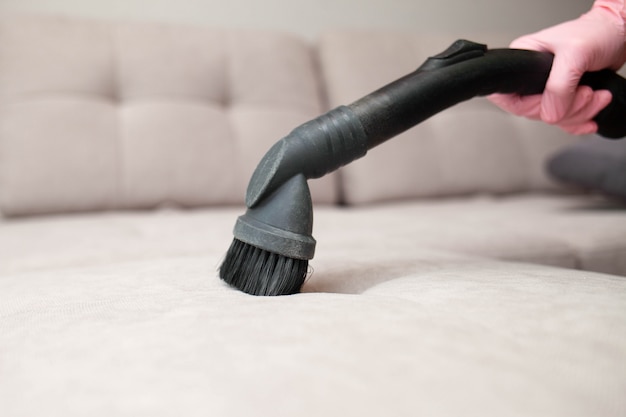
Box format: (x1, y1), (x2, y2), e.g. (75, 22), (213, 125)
(489, 0), (626, 135)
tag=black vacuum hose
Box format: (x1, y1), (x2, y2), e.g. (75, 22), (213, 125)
(244, 40), (626, 208)
(349, 39), (626, 145)
(222, 39), (626, 296)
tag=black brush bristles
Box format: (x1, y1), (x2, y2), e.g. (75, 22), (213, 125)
(219, 238), (309, 296)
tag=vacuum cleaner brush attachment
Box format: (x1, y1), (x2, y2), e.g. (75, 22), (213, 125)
(220, 175), (313, 296)
(220, 106), (369, 296)
(220, 39), (626, 296)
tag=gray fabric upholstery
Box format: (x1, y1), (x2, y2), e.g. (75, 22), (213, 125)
(548, 137), (626, 200)
(1, 203), (625, 417)
(0, 15), (336, 216)
(1, 16), (625, 417)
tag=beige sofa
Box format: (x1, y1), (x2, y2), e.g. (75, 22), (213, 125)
(1, 15), (625, 417)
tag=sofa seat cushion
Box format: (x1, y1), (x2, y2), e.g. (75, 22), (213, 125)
(1, 253), (625, 417)
(0, 207), (240, 275)
(1, 194), (624, 281)
(2, 194), (625, 415)
(312, 194), (626, 281)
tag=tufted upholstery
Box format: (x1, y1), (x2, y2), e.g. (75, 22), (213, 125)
(0, 16), (335, 216)
(0, 18), (592, 215)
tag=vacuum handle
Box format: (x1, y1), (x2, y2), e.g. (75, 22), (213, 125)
(348, 39), (626, 144)
(579, 69), (626, 138)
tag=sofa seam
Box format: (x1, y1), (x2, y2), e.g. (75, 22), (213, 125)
(110, 22), (124, 212)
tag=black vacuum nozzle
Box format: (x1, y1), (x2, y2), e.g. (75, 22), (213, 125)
(220, 175), (314, 296)
(235, 174), (316, 261)
(219, 107), (369, 295)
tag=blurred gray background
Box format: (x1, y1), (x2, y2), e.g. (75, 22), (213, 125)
(0, 0), (593, 39)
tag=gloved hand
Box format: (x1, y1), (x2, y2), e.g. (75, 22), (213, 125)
(489, 0), (626, 135)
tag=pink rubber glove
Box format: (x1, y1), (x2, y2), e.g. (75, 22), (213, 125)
(489, 0), (626, 135)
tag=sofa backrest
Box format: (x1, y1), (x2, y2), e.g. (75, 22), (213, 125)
(0, 15), (335, 216)
(0, 16), (582, 216)
(318, 31), (580, 205)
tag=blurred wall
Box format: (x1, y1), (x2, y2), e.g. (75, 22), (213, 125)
(0, 0), (592, 39)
